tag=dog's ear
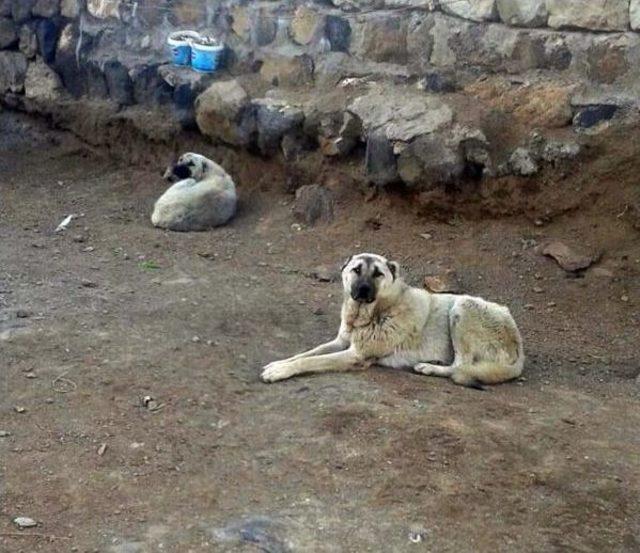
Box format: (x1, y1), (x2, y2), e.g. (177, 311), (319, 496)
(341, 255), (353, 272)
(387, 260), (400, 280)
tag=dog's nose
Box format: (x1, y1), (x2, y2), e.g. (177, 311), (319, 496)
(353, 283), (373, 302)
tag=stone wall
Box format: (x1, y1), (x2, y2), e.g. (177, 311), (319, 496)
(2, 0), (639, 191)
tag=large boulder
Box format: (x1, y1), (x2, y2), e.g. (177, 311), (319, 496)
(496, 0), (547, 27)
(195, 79), (254, 147)
(0, 51), (27, 94)
(152, 174), (237, 232)
(350, 87), (453, 142)
(547, 0), (629, 31)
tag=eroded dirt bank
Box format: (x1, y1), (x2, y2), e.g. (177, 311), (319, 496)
(1, 112), (639, 552)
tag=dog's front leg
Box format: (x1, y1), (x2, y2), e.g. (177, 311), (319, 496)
(264, 336), (350, 370)
(261, 347), (364, 383)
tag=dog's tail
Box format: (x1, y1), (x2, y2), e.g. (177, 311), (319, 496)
(452, 358), (524, 389)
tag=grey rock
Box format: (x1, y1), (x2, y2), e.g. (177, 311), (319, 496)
(61, 0), (82, 18)
(547, 0), (629, 31)
(0, 0), (10, 17)
(0, 51), (27, 94)
(131, 64), (173, 106)
(293, 184), (335, 225)
(406, 12), (434, 73)
(254, 98), (305, 156)
(585, 37), (630, 85)
(103, 59), (134, 106)
(353, 13), (408, 64)
(13, 517), (37, 529)
(331, 0), (384, 11)
(325, 15), (351, 52)
(350, 87), (453, 142)
(441, 0), (498, 22)
(398, 133), (465, 188)
(417, 70), (457, 93)
(260, 53), (314, 88)
(632, 0), (640, 30)
(35, 18), (60, 64)
(365, 131), (398, 186)
(252, 12), (277, 47)
(509, 147), (538, 176)
(87, 0), (120, 19)
(18, 23), (37, 59)
(25, 58), (64, 102)
(32, 0), (60, 18)
(290, 5), (324, 46)
(496, 0), (547, 27)
(11, 0), (36, 23)
(541, 140), (581, 164)
(0, 17), (16, 49)
(196, 79), (253, 147)
(318, 111), (362, 157)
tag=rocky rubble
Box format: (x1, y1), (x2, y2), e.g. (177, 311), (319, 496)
(0, 0), (637, 194)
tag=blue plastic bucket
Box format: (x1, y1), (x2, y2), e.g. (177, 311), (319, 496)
(191, 41), (225, 73)
(167, 31), (199, 66)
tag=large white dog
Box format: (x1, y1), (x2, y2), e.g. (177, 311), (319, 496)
(262, 253), (524, 389)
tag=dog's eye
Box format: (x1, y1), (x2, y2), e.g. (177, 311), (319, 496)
(372, 268), (383, 278)
(352, 266), (361, 275)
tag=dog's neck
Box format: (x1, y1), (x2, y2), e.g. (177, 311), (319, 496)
(343, 278), (408, 328)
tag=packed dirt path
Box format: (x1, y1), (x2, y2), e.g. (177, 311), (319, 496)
(1, 113), (639, 552)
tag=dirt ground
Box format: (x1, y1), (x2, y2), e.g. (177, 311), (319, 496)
(1, 111), (639, 553)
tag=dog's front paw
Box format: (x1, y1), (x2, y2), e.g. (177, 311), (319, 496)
(261, 362), (294, 383)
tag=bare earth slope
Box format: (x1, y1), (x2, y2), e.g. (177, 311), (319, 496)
(1, 113), (639, 552)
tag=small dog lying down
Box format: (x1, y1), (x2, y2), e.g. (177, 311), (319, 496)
(262, 253), (524, 388)
(151, 153), (237, 232)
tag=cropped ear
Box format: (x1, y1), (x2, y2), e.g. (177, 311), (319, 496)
(387, 260), (400, 280)
(341, 255), (353, 272)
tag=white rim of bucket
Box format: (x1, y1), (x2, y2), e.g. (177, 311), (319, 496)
(191, 41), (224, 52)
(167, 31), (200, 46)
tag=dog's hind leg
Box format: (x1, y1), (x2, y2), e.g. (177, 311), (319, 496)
(261, 347), (364, 383)
(414, 363), (454, 378)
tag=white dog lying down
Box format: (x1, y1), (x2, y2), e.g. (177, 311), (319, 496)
(152, 153), (237, 232)
(262, 253), (524, 389)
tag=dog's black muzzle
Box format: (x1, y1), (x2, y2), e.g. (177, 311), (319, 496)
(164, 163), (192, 182)
(351, 281), (376, 304)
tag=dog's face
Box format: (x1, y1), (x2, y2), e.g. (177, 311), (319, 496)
(163, 153), (208, 182)
(341, 253), (399, 304)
